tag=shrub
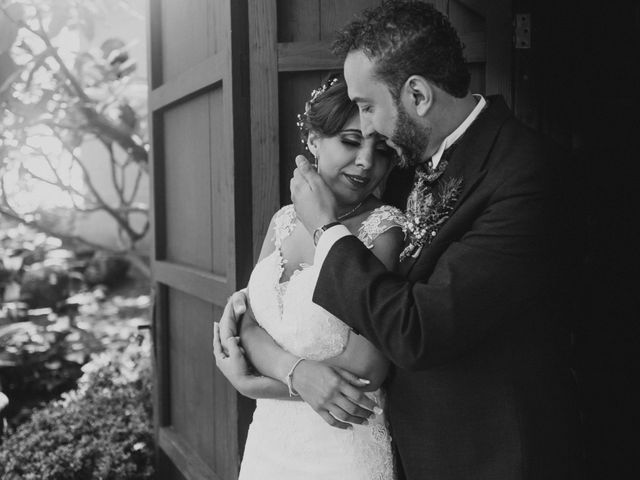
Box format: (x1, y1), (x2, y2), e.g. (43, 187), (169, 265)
(0, 346), (154, 480)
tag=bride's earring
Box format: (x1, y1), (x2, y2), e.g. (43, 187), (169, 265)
(314, 153), (320, 173)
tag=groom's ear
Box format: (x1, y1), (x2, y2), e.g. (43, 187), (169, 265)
(402, 76), (433, 117)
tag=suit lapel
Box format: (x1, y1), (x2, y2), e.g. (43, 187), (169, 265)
(444, 96), (511, 210)
(401, 96), (513, 277)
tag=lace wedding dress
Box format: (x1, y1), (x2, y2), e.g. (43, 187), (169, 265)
(238, 204), (405, 480)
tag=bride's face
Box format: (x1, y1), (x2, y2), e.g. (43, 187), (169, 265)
(312, 114), (395, 208)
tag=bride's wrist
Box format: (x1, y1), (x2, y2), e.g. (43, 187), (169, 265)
(275, 352), (300, 382)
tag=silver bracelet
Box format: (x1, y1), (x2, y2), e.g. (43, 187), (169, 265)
(284, 357), (305, 397)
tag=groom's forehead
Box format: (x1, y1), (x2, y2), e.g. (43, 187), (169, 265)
(344, 51), (378, 95)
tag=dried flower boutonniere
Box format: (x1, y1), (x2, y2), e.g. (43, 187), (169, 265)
(400, 176), (463, 261)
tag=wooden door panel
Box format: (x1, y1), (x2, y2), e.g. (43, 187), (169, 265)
(160, 0), (214, 80)
(167, 290), (217, 466)
(162, 89), (229, 276)
(163, 95), (214, 271)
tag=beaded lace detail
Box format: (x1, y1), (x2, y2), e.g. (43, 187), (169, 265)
(242, 204), (399, 480)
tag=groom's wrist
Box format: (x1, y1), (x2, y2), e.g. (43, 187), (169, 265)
(312, 221), (341, 246)
(313, 224), (352, 266)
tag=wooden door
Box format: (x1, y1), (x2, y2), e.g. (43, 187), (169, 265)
(147, 1), (254, 479)
(149, 1), (514, 479)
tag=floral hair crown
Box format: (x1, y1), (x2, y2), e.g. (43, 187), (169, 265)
(296, 75), (341, 145)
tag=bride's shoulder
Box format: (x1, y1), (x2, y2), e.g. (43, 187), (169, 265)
(273, 204), (296, 221)
(270, 204), (297, 246)
(357, 204), (406, 249)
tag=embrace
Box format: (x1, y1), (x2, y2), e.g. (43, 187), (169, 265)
(213, 2), (581, 479)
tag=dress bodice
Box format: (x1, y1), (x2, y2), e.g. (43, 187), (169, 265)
(247, 204), (406, 360)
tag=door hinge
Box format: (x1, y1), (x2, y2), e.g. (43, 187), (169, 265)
(514, 13), (531, 49)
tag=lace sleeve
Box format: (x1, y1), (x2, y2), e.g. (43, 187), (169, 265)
(272, 205), (297, 248)
(357, 205), (407, 249)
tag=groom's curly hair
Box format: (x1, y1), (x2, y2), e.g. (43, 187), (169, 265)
(332, 1), (470, 99)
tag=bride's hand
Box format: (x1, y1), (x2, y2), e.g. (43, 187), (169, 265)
(291, 360), (382, 429)
(213, 323), (281, 399)
(218, 289), (248, 355)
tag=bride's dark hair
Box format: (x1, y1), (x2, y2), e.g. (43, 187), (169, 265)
(296, 73), (358, 146)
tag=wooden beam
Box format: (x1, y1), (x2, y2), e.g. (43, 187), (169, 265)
(154, 260), (229, 305)
(457, 0), (486, 17)
(248, 0), (280, 261)
(149, 53), (226, 111)
(277, 33), (485, 72)
(278, 42), (342, 72)
(159, 427), (221, 480)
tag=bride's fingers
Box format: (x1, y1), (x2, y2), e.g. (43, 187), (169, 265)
(225, 336), (243, 359)
(230, 290), (247, 316)
(212, 324), (226, 361)
(318, 410), (352, 430)
(333, 396), (372, 424)
(336, 367), (371, 388)
(340, 383), (380, 414)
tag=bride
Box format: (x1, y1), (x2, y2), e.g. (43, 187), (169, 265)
(213, 74), (405, 480)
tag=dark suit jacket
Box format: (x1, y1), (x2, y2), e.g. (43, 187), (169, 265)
(313, 97), (583, 480)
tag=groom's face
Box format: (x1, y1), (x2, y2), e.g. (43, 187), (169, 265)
(344, 50), (428, 166)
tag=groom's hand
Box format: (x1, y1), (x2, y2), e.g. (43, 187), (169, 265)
(291, 360), (381, 429)
(290, 155), (338, 235)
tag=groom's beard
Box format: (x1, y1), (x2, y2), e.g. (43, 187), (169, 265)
(390, 103), (430, 167)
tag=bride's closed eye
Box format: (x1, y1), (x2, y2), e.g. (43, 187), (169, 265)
(339, 131), (364, 147)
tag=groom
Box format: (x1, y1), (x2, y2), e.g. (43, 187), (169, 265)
(290, 2), (583, 479)
(222, 2), (582, 479)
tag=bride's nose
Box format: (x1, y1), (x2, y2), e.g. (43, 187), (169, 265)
(355, 145), (373, 169)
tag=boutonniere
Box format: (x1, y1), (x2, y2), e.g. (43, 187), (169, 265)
(400, 176), (463, 261)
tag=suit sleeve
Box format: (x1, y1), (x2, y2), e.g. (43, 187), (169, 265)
(312, 154), (561, 370)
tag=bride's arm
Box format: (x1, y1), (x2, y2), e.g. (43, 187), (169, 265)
(214, 213), (299, 400)
(242, 226), (404, 392)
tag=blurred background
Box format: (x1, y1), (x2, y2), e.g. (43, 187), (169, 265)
(1, 1), (154, 478)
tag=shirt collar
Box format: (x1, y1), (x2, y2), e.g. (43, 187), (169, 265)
(431, 94), (486, 169)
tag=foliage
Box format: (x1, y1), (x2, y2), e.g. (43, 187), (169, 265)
(0, 319), (104, 425)
(0, 343), (154, 480)
(1, 222), (131, 315)
(0, 0), (149, 264)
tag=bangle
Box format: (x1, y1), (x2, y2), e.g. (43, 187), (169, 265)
(284, 357), (305, 397)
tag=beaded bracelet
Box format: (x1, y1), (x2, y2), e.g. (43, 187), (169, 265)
(284, 357), (305, 397)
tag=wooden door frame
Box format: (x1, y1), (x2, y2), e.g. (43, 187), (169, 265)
(147, 0), (256, 478)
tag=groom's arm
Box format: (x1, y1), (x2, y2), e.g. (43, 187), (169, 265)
(294, 150), (562, 370)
